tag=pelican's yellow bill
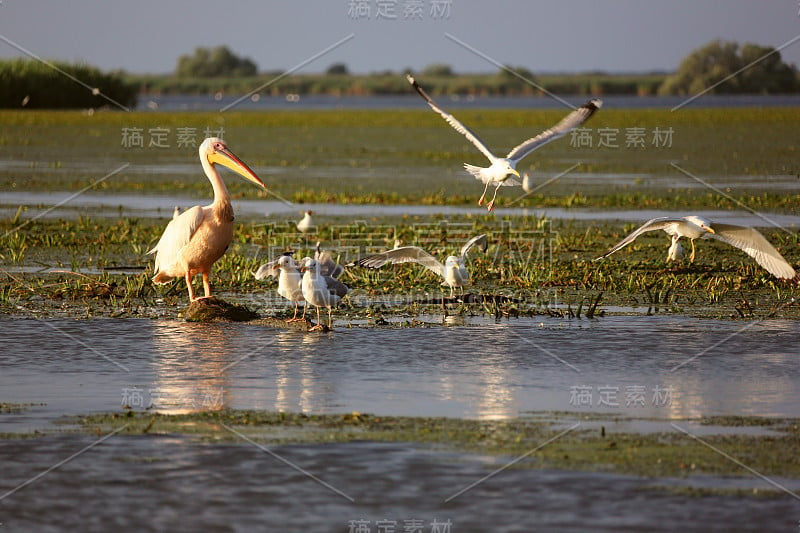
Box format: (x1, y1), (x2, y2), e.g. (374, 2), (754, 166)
(208, 148), (266, 189)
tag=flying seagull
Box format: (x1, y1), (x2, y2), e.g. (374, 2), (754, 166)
(350, 234), (489, 296)
(596, 215), (798, 280)
(407, 74), (601, 211)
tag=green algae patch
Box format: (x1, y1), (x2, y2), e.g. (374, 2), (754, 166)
(74, 410), (800, 481)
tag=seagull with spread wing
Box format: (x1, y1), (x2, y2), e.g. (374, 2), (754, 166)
(350, 234), (489, 296)
(596, 215), (798, 280)
(255, 253), (308, 322)
(407, 74), (601, 211)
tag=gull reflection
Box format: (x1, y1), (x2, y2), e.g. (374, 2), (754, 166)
(269, 331), (334, 413)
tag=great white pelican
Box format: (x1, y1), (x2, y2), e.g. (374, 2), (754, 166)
(148, 137), (266, 301)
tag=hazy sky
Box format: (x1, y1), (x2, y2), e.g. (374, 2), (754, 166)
(1, 0), (799, 75)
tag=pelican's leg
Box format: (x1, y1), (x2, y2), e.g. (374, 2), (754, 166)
(327, 306), (334, 330)
(689, 239), (696, 263)
(486, 183), (503, 211)
(477, 181), (491, 206)
(191, 271), (213, 300)
(185, 272), (196, 302)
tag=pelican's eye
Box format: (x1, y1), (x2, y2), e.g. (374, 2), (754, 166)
(214, 142), (224, 151)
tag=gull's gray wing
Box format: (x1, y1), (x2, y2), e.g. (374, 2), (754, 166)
(316, 250), (344, 279)
(460, 234), (488, 259)
(711, 224), (797, 280)
(254, 251), (295, 280)
(506, 99), (602, 163)
(407, 74), (497, 163)
(324, 276), (349, 298)
(352, 245), (445, 278)
(254, 260), (279, 280)
(595, 217), (681, 260)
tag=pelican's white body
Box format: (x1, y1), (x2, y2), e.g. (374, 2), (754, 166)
(148, 138), (265, 300)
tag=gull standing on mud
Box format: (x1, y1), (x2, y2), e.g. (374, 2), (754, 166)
(407, 74), (601, 211)
(255, 254), (306, 322)
(596, 215), (798, 280)
(148, 138), (266, 301)
(350, 234), (488, 297)
(301, 257), (348, 331)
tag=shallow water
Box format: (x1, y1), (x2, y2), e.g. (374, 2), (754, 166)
(2, 190), (799, 227)
(2, 315), (800, 531)
(3, 315), (799, 429)
(2, 435), (797, 533)
(139, 93), (800, 112)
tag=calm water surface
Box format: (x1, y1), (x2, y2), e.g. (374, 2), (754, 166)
(2, 315), (799, 532)
(3, 315), (799, 425)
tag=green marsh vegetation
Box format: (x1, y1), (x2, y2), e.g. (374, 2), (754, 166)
(1, 107), (798, 205)
(0, 214), (796, 320)
(72, 409), (800, 482)
(0, 107), (797, 320)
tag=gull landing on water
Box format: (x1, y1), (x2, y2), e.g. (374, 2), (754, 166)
(596, 215), (798, 281)
(407, 74), (601, 211)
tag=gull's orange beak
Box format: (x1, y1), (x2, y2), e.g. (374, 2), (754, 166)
(208, 143), (266, 189)
(510, 169), (520, 178)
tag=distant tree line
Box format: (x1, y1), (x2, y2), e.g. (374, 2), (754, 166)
(659, 40), (800, 95)
(175, 46), (257, 78)
(0, 58), (137, 109)
(151, 40), (798, 97)
(1, 40), (796, 109)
